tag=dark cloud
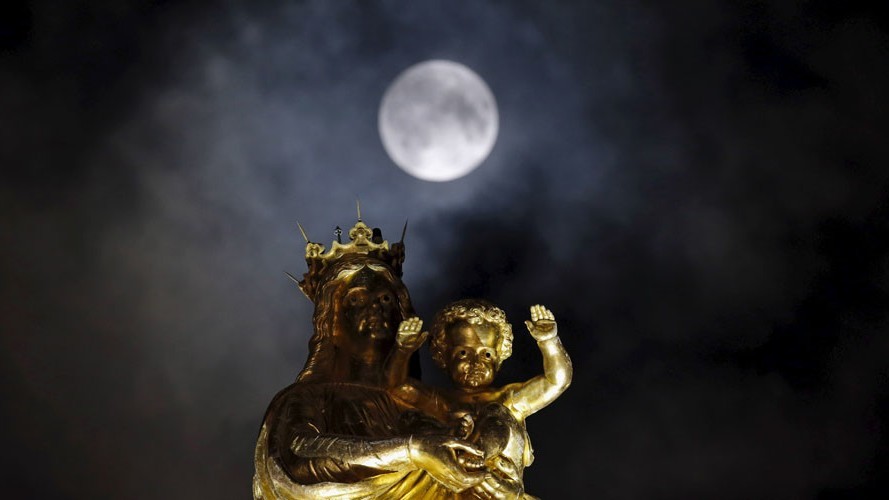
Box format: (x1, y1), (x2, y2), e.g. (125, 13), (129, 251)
(2, 1), (888, 498)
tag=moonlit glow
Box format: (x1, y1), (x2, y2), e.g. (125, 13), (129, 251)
(379, 60), (499, 182)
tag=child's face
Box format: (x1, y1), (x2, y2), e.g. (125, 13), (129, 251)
(445, 320), (500, 389)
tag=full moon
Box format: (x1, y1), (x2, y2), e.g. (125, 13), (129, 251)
(379, 60), (499, 182)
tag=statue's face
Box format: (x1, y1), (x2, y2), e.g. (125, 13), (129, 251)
(446, 320), (499, 389)
(335, 267), (400, 355)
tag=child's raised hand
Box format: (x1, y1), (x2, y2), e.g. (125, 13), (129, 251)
(524, 304), (558, 342)
(396, 317), (429, 351)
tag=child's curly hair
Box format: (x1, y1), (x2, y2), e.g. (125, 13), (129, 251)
(429, 299), (513, 370)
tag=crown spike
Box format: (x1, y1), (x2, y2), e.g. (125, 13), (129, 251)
(400, 219), (408, 243)
(297, 222), (310, 243)
(356, 198), (362, 221)
(334, 226), (343, 243)
(285, 271), (300, 285)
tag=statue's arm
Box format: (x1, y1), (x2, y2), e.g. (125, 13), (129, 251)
(265, 389), (386, 483)
(504, 305), (572, 419)
(384, 317), (428, 388)
(284, 429), (485, 491)
(268, 388), (484, 491)
(282, 447), (385, 483)
(272, 412), (407, 483)
(289, 433), (412, 472)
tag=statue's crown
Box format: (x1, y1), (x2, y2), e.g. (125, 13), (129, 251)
(294, 217), (406, 301)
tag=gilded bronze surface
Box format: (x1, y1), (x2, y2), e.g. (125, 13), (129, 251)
(254, 219), (571, 499)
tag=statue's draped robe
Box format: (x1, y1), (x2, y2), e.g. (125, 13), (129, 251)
(254, 381), (457, 499)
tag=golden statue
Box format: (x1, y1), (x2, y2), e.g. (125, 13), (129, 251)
(386, 300), (572, 499)
(254, 218), (572, 499)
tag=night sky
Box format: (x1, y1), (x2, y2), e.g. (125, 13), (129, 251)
(3, 1), (889, 498)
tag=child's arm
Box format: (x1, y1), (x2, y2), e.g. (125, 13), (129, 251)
(384, 317), (428, 388)
(503, 305), (572, 419)
(384, 318), (454, 420)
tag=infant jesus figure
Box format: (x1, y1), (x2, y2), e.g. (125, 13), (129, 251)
(385, 300), (572, 499)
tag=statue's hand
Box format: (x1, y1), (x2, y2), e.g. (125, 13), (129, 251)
(408, 435), (485, 492)
(396, 317), (429, 352)
(524, 304), (558, 342)
(477, 472), (524, 500)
